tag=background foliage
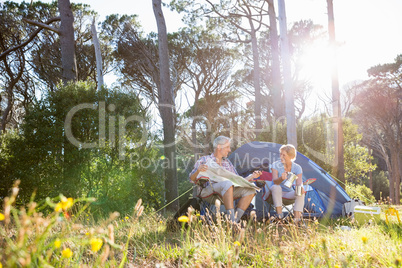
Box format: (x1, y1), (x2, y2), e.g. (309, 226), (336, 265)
(0, 82), (163, 216)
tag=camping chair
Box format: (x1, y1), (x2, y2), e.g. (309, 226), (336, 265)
(192, 177), (227, 220)
(264, 193), (295, 218)
(261, 175), (318, 220)
(259, 171), (295, 219)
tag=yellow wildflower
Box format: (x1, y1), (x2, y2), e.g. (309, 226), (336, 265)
(55, 203), (63, 212)
(55, 197), (73, 212)
(62, 248), (73, 258)
(233, 241), (241, 247)
(125, 216), (129, 220)
(160, 155), (165, 160)
(340, 246), (345, 250)
(178, 215), (189, 223)
(196, 213), (200, 217)
(309, 244), (315, 249)
(54, 239), (61, 249)
(0, 213), (5, 221)
(61, 197), (74, 210)
(361, 236), (368, 244)
(85, 232), (90, 236)
(90, 238), (103, 252)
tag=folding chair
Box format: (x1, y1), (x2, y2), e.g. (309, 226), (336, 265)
(264, 193), (295, 218)
(192, 178), (227, 220)
(259, 171), (295, 218)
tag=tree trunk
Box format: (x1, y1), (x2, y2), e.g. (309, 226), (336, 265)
(327, 0), (345, 185)
(267, 0), (283, 119)
(152, 0), (179, 212)
(378, 142), (394, 203)
(1, 87), (13, 134)
(386, 154), (394, 204)
(277, 0), (297, 147)
(249, 24), (263, 138)
(390, 148), (400, 205)
(368, 147), (373, 192)
(91, 18), (104, 90)
(191, 89), (202, 162)
(58, 0), (77, 83)
(0, 52), (24, 134)
(394, 95), (401, 205)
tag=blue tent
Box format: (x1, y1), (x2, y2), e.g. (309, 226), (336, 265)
(228, 141), (350, 218)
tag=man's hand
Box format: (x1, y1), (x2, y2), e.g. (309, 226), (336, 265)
(252, 170), (263, 179)
(198, 164), (208, 173)
(248, 170), (262, 181)
(190, 163), (208, 183)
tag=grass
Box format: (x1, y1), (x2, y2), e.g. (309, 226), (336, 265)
(1, 182), (401, 267)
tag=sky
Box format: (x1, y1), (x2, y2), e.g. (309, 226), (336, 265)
(6, 0), (402, 113)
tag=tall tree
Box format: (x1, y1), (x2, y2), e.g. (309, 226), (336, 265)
(174, 28), (239, 155)
(91, 18), (104, 90)
(277, 0), (297, 147)
(171, 0), (270, 137)
(0, 1), (60, 134)
(267, 0), (283, 118)
(327, 0), (345, 184)
(353, 55), (402, 205)
(0, 48), (24, 134)
(153, 0), (179, 211)
(204, 0), (269, 137)
(30, 3), (110, 91)
(0, 0), (83, 86)
(288, 20), (325, 121)
(0, 1), (103, 134)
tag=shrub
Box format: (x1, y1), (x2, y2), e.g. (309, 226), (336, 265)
(0, 82), (163, 217)
(345, 181), (376, 205)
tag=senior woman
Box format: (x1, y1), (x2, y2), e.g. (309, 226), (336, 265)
(270, 144), (305, 223)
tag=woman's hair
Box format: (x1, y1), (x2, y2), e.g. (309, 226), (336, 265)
(213, 136), (231, 149)
(279, 144), (297, 161)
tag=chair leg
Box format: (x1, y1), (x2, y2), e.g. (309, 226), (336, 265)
(282, 203), (294, 218)
(265, 200), (295, 220)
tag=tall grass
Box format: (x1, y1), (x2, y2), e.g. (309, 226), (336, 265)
(1, 181), (401, 267)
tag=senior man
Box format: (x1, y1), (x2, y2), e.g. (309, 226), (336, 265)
(189, 136), (261, 223)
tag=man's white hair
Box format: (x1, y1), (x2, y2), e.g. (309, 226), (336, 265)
(213, 136), (231, 149)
